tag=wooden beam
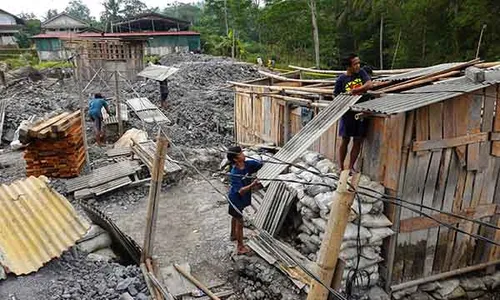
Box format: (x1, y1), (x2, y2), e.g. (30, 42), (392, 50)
(142, 130), (167, 262)
(288, 65), (419, 75)
(391, 259), (500, 292)
(307, 171), (360, 300)
(399, 203), (498, 233)
(258, 70), (335, 84)
(228, 81), (334, 95)
(412, 132), (489, 152)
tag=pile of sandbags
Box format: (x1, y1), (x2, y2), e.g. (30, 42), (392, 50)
(279, 151), (395, 289)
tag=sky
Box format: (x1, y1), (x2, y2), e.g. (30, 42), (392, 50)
(2, 0), (195, 19)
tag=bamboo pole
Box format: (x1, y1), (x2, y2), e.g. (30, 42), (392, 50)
(174, 264), (221, 300)
(142, 129), (167, 261)
(307, 170), (360, 300)
(228, 81), (334, 95)
(288, 65), (419, 75)
(114, 71), (123, 136)
(258, 70), (335, 84)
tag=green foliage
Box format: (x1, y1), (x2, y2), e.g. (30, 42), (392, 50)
(65, 0), (93, 22)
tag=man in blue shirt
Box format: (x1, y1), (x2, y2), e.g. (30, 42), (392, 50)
(334, 54), (373, 173)
(227, 146), (262, 255)
(88, 93), (111, 146)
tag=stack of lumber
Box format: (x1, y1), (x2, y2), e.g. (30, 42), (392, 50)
(23, 111), (85, 178)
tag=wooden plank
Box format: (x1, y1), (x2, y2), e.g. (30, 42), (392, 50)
(405, 107), (432, 280)
(454, 95), (471, 167)
(384, 113), (406, 190)
(162, 264), (197, 297)
(412, 132), (488, 152)
(466, 91), (483, 171)
(392, 111), (415, 285)
(399, 203), (497, 232)
(423, 102), (443, 276)
(28, 112), (70, 137)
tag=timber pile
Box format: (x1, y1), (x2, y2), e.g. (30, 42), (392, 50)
(22, 111), (85, 178)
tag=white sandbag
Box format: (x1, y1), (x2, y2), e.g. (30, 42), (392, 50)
(300, 242), (318, 255)
(343, 223), (372, 240)
(306, 176), (330, 197)
(298, 224), (313, 235)
(296, 200), (304, 212)
(340, 247), (359, 261)
(319, 231), (324, 241)
(301, 206), (318, 220)
(298, 170), (315, 182)
(77, 232), (112, 253)
(315, 159), (337, 174)
(323, 175), (337, 190)
(359, 181), (385, 203)
(368, 227), (395, 244)
(360, 214), (393, 228)
(302, 151), (323, 166)
(351, 198), (373, 215)
(342, 264), (379, 280)
(340, 238), (369, 251)
(300, 195), (319, 212)
(114, 128), (148, 148)
(361, 246), (381, 260)
(370, 200), (384, 214)
(344, 255), (383, 270)
(311, 218), (327, 233)
(308, 253), (317, 262)
(319, 209), (329, 220)
(303, 219), (318, 234)
(309, 234), (322, 246)
(295, 187), (305, 200)
(279, 173), (304, 191)
(314, 191), (334, 211)
(358, 174), (372, 186)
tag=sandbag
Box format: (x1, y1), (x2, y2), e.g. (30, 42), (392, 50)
(315, 159), (338, 174)
(77, 232), (112, 253)
(306, 176), (330, 197)
(319, 209), (329, 220)
(298, 224), (313, 235)
(311, 218), (327, 233)
(342, 264), (379, 280)
(309, 234), (322, 246)
(302, 151), (323, 166)
(359, 181), (385, 203)
(301, 206), (318, 220)
(298, 170), (315, 182)
(361, 246), (381, 260)
(369, 227), (395, 244)
(370, 200), (384, 214)
(340, 247), (359, 261)
(303, 219), (318, 234)
(314, 191), (334, 211)
(340, 238), (369, 251)
(344, 255), (383, 270)
(296, 200), (304, 212)
(114, 128), (148, 148)
(323, 175), (337, 190)
(343, 223), (372, 240)
(351, 198), (373, 215)
(360, 214), (393, 228)
(300, 195), (319, 212)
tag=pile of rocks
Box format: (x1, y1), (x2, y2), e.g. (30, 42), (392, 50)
(393, 272), (500, 300)
(278, 151), (395, 289)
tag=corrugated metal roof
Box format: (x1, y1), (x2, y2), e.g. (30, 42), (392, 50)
(138, 65), (179, 81)
(0, 176), (90, 275)
(352, 92), (462, 114)
(126, 98), (170, 124)
(402, 82), (487, 93)
(257, 94), (361, 185)
(376, 62), (464, 82)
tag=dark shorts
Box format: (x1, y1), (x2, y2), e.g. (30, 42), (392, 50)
(160, 92), (168, 103)
(228, 196), (251, 219)
(90, 115), (103, 131)
(339, 111), (366, 138)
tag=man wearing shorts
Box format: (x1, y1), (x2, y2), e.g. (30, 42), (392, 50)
(88, 93), (111, 146)
(334, 53), (373, 173)
(227, 146), (262, 255)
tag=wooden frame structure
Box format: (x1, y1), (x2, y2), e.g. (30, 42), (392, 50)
(233, 68), (500, 292)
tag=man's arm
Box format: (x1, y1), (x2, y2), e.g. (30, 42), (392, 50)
(351, 69), (373, 95)
(239, 179), (259, 195)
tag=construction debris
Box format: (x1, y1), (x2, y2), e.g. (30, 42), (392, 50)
(131, 139), (182, 175)
(0, 176), (90, 275)
(22, 111), (85, 178)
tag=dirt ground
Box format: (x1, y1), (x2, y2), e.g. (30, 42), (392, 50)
(101, 177), (239, 287)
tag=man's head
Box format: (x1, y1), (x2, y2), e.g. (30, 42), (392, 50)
(227, 146), (244, 164)
(341, 53), (361, 74)
(94, 93), (104, 99)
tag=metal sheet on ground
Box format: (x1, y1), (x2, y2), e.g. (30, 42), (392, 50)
(162, 263), (197, 298)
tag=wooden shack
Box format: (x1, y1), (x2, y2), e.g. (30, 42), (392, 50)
(232, 63), (500, 291)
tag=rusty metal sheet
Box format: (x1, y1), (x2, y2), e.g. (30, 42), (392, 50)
(257, 94), (361, 186)
(0, 176), (90, 275)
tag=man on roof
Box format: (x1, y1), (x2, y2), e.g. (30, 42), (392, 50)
(334, 53), (373, 174)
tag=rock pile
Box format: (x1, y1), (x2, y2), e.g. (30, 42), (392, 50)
(279, 151), (395, 290)
(125, 53), (261, 147)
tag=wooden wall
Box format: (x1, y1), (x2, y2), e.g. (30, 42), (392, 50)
(391, 84), (500, 285)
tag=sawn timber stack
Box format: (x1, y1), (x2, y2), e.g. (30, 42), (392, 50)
(23, 111), (85, 178)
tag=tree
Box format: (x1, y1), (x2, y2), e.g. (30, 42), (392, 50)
(44, 9), (59, 21)
(163, 3), (202, 25)
(122, 0), (148, 18)
(101, 0), (123, 31)
(15, 13), (41, 48)
(65, 0), (92, 22)
(308, 0), (320, 68)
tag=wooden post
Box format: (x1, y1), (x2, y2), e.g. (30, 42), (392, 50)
(76, 54), (89, 164)
(284, 103), (290, 143)
(142, 129), (167, 262)
(114, 71), (123, 136)
(307, 170), (360, 300)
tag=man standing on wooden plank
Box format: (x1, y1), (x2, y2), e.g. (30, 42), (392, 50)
(227, 146), (262, 255)
(334, 53), (373, 173)
(88, 93), (111, 146)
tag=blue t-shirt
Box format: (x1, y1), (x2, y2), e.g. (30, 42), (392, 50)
(89, 98), (108, 118)
(334, 69), (371, 96)
(228, 159), (263, 207)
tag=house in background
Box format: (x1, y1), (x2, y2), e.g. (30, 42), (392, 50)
(41, 13), (91, 34)
(33, 12), (200, 60)
(0, 9), (25, 47)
